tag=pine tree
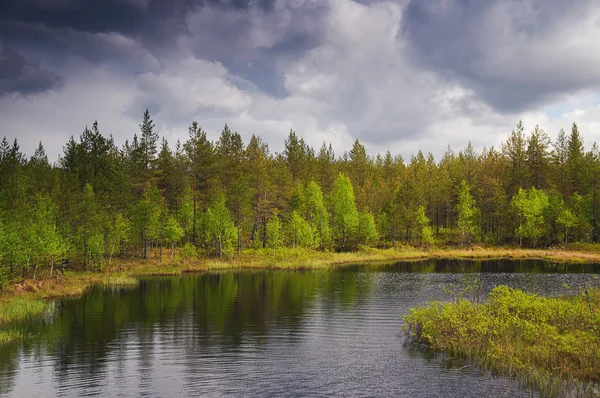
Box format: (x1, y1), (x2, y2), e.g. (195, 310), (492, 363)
(139, 109), (158, 185)
(553, 128), (569, 201)
(184, 121), (215, 245)
(526, 125), (551, 189)
(567, 122), (585, 196)
(245, 134), (270, 249)
(503, 120), (527, 195)
(284, 129), (312, 183)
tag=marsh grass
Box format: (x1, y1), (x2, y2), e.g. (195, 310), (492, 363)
(0, 329), (20, 344)
(0, 296), (50, 345)
(100, 274), (139, 289)
(404, 283), (600, 397)
(0, 297), (49, 324)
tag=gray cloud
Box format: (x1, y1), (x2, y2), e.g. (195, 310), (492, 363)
(2, 0), (600, 162)
(0, 0), (281, 96)
(401, 0), (600, 112)
(0, 42), (63, 94)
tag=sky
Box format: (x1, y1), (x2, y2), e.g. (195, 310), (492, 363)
(2, 0), (600, 162)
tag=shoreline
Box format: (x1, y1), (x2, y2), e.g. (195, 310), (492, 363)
(4, 245), (600, 301)
(2, 246), (600, 345)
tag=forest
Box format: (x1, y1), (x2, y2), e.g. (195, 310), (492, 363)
(0, 109), (598, 285)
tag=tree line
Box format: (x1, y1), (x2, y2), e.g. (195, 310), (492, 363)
(0, 111), (598, 283)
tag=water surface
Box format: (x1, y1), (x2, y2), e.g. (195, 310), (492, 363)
(1, 259), (599, 397)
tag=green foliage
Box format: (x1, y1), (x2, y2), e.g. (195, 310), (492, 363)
(266, 216), (284, 253)
(107, 213), (130, 260)
(512, 187), (549, 247)
(287, 211), (317, 249)
(180, 242), (198, 259)
(303, 181), (331, 249)
(205, 197), (238, 258)
(131, 185), (164, 258)
(163, 216), (184, 247)
(404, 285), (600, 396)
(456, 180), (478, 246)
(0, 217), (8, 286)
(357, 211), (378, 246)
(29, 195), (68, 271)
(5, 117), (600, 274)
(557, 206), (578, 245)
(415, 205), (434, 247)
(0, 297), (49, 324)
(331, 173), (359, 250)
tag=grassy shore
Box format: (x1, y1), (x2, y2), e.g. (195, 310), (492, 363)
(404, 284), (600, 397)
(2, 245), (600, 346)
(4, 245), (600, 302)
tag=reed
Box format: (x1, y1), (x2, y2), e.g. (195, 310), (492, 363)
(404, 284), (600, 397)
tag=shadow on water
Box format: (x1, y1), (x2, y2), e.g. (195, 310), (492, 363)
(0, 259), (598, 397)
(364, 258), (600, 274)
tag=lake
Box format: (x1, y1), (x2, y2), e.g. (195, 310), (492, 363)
(1, 259), (599, 397)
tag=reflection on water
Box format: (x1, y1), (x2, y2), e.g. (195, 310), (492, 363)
(0, 259), (598, 397)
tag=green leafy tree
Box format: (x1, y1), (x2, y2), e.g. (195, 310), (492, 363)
(511, 187), (549, 247)
(331, 173), (359, 250)
(303, 181), (331, 249)
(205, 197), (238, 258)
(266, 216), (284, 253)
(456, 180), (478, 246)
(162, 216), (184, 259)
(375, 210), (390, 245)
(132, 186), (163, 259)
(107, 213), (130, 264)
(0, 216), (8, 287)
(569, 192), (591, 241)
(357, 211), (378, 246)
(287, 211), (316, 249)
(556, 206), (577, 245)
(73, 184), (106, 269)
(415, 205), (434, 247)
(28, 195), (68, 277)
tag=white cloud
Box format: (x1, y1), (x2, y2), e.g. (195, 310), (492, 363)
(3, 0), (600, 164)
(2, 68), (138, 161)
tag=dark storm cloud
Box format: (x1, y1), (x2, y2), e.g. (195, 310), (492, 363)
(401, 0), (600, 113)
(0, 0), (276, 36)
(0, 43), (63, 95)
(0, 0), (144, 34)
(0, 0), (282, 95)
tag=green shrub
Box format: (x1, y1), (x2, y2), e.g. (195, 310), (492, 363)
(404, 284), (600, 396)
(180, 242), (198, 259)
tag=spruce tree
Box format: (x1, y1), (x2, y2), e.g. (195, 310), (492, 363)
(139, 108), (158, 185)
